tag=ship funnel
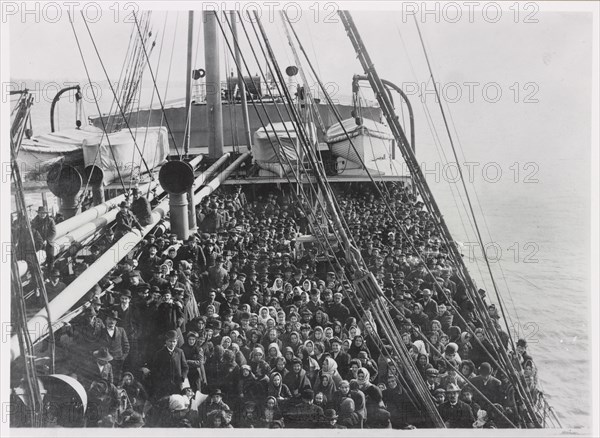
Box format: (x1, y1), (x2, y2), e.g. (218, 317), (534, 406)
(159, 160), (195, 240)
(47, 163), (82, 219)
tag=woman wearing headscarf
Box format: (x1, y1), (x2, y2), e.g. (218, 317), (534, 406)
(282, 346), (296, 371)
(230, 342), (247, 368)
(220, 336), (232, 350)
(313, 373), (337, 407)
(309, 326), (325, 344)
(303, 339), (317, 360)
(356, 367), (390, 428)
(271, 278), (284, 294)
(259, 396), (283, 427)
(331, 321), (344, 340)
(320, 355), (343, 387)
(312, 309), (330, 327)
(266, 342), (283, 370)
(238, 365), (257, 406)
(257, 306), (271, 326)
(416, 353), (433, 379)
(323, 326), (334, 344)
(272, 356), (289, 380)
(458, 331), (473, 360)
(426, 330), (443, 363)
(261, 327), (282, 352)
(241, 330), (261, 359)
(118, 372), (149, 415)
(248, 346), (270, 377)
(283, 330), (302, 353)
(297, 346), (320, 385)
(348, 335), (370, 359)
(338, 397), (361, 429)
(357, 350), (378, 383)
(267, 372), (292, 401)
(331, 379), (351, 413)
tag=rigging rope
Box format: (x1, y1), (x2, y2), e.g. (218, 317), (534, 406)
(218, 12), (430, 413)
(287, 10), (539, 425)
(132, 11), (181, 158)
(67, 11), (127, 192)
(409, 21), (538, 418)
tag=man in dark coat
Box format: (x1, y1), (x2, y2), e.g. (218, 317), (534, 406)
(45, 269), (66, 301)
(469, 362), (503, 410)
(115, 201), (143, 238)
(153, 290), (184, 337)
(283, 389), (324, 428)
(330, 337), (351, 378)
(98, 310), (130, 383)
(420, 288), (439, 321)
(150, 330), (189, 399)
(176, 236), (206, 270)
(130, 188), (153, 226)
(31, 206), (56, 269)
(327, 292), (350, 323)
(438, 383), (474, 428)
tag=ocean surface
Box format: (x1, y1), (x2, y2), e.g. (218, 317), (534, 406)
(10, 81), (591, 430)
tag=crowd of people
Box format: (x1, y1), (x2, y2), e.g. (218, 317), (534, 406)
(22, 182), (538, 428)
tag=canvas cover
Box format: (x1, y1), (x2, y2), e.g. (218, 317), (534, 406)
(83, 126), (169, 177)
(253, 121), (316, 163)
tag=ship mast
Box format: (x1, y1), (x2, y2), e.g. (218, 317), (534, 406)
(184, 11), (194, 157)
(203, 11), (224, 158)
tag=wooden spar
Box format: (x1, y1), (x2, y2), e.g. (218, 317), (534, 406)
(10, 153), (250, 361)
(203, 11), (224, 158)
(185, 11), (194, 157)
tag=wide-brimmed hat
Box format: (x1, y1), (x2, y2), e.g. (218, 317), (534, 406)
(103, 309), (120, 321)
(93, 347), (113, 362)
(37, 206), (48, 213)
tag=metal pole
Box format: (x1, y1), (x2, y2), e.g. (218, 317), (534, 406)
(187, 186), (197, 232)
(185, 11), (194, 157)
(203, 11), (224, 158)
(58, 196), (80, 219)
(91, 185), (105, 205)
(230, 10), (252, 150)
(186, 154), (204, 233)
(170, 193), (190, 240)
